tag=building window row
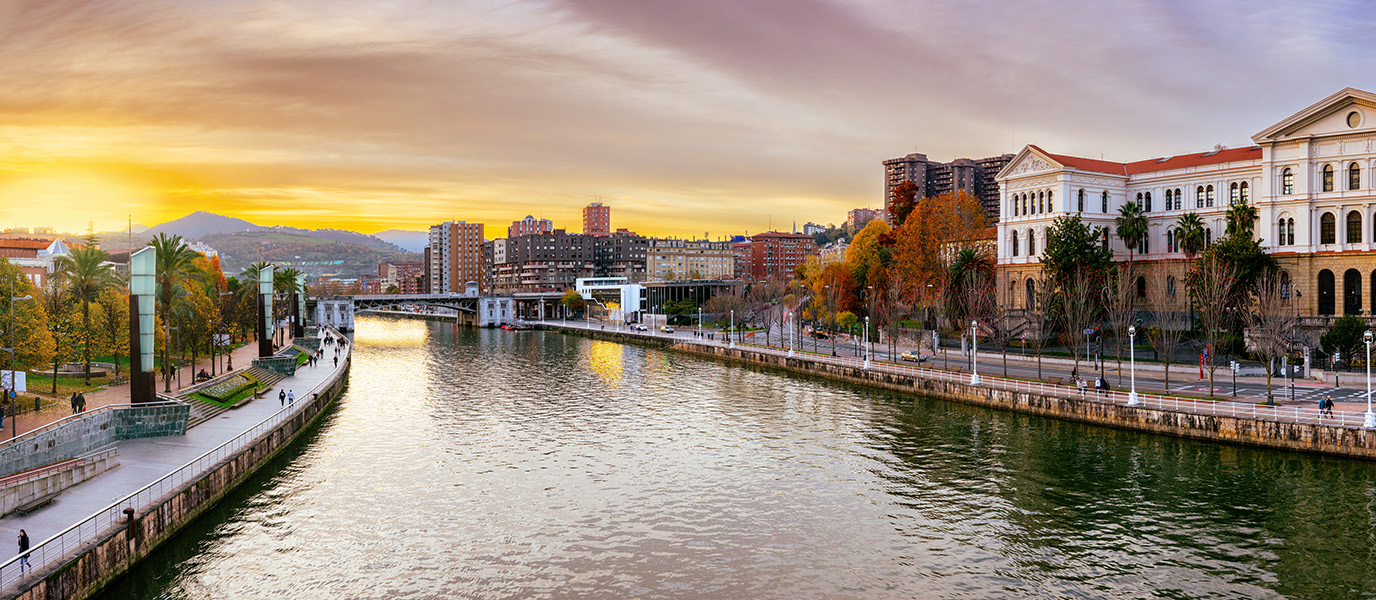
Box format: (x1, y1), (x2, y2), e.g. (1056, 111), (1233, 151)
(1320, 163), (1363, 192)
(1012, 190), (1054, 217)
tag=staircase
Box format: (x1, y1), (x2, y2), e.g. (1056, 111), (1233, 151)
(185, 367), (288, 429)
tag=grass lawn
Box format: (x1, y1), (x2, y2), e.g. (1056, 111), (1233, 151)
(190, 384), (257, 408)
(24, 375), (109, 396)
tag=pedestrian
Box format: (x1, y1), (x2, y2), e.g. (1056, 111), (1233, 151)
(70, 392), (79, 415)
(1325, 396), (1336, 418)
(333, 355), (338, 367)
(17, 529), (29, 573)
(288, 390), (295, 405)
(279, 389), (286, 406)
(77, 392), (86, 413)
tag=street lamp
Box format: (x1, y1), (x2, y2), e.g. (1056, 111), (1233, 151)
(698, 307), (702, 338)
(729, 309), (735, 348)
(970, 320), (980, 385)
(1365, 330), (1374, 427)
(1127, 324), (1139, 405)
(863, 316), (871, 369)
(788, 310), (795, 358)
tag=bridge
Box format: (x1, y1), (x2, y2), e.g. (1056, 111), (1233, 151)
(310, 293), (517, 331)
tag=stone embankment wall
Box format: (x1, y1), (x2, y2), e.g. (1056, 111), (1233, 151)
(12, 354), (351, 600)
(0, 404), (188, 479)
(0, 448), (119, 518)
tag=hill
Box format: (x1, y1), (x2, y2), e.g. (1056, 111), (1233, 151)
(200, 231), (394, 280)
(373, 229), (430, 253)
(146, 211), (261, 240)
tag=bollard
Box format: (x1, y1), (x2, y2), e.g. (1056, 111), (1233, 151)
(123, 507), (136, 523)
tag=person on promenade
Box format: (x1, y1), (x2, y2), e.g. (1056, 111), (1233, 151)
(70, 392), (79, 415)
(1323, 396), (1335, 418)
(77, 392), (86, 413)
(279, 389), (286, 406)
(288, 390), (295, 405)
(333, 355), (338, 367)
(17, 530), (30, 573)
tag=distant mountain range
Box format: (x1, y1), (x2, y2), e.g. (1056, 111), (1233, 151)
(124, 211), (407, 254)
(372, 229), (429, 253)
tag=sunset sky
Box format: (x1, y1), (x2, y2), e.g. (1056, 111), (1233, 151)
(0, 0), (1372, 238)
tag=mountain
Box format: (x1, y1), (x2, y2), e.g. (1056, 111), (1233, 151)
(145, 211), (263, 240)
(199, 230), (394, 280)
(372, 229), (429, 253)
(265, 226), (405, 254)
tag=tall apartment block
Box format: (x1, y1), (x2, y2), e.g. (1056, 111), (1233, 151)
(427, 220), (485, 294)
(583, 202), (611, 237)
(746, 232), (815, 281)
(883, 152), (1013, 223)
(846, 208), (883, 231)
(508, 215), (554, 238)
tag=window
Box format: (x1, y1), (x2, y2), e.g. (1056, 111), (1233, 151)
(1174, 188), (1183, 210)
(1138, 235), (1148, 254)
(1287, 218), (1295, 245)
(1039, 191), (1045, 213)
(1021, 194), (1027, 215)
(1136, 192), (1143, 208)
(1351, 162), (1362, 190)
(1230, 183), (1239, 205)
(1323, 164), (1335, 192)
(1277, 219), (1286, 246)
(1144, 192), (1151, 212)
(1136, 276), (1146, 298)
(1101, 230), (1108, 250)
(1077, 189), (1085, 212)
(1318, 269), (1335, 315)
(1206, 185), (1215, 207)
(1026, 279), (1035, 310)
(1048, 191), (1053, 209)
(1196, 186), (1205, 208)
(1349, 211), (1363, 244)
(1165, 189), (1173, 209)
(1206, 228), (1212, 246)
(1167, 275), (1176, 297)
(1280, 271), (1291, 299)
(1282, 168), (1294, 194)
(1167, 229), (1175, 252)
(1011, 231), (1019, 257)
(1101, 191), (1108, 213)
(1240, 181), (1249, 202)
(1321, 212), (1336, 244)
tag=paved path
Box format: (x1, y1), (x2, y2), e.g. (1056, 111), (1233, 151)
(0, 331), (350, 585)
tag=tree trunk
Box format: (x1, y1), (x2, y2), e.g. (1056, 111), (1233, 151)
(82, 297), (92, 385)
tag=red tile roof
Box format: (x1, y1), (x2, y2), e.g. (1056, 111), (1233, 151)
(1028, 144), (1262, 176)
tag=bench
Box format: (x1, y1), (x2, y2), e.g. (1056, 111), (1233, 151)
(1046, 377), (1063, 385)
(12, 491), (59, 516)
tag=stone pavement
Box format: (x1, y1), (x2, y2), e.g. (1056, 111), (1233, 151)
(0, 331), (350, 575)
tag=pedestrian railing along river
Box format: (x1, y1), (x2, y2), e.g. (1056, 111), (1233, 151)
(0, 327), (349, 591)
(544, 321), (1372, 430)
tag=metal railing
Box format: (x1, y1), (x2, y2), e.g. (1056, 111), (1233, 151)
(0, 327), (350, 590)
(539, 320), (1372, 430)
(0, 447), (119, 491)
(0, 400), (186, 456)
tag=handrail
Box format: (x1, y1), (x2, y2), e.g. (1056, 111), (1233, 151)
(0, 327), (350, 590)
(0, 400), (186, 455)
(0, 447), (119, 490)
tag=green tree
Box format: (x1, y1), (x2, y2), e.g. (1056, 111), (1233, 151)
(1040, 214), (1113, 285)
(1115, 201), (1148, 268)
(664, 298), (698, 326)
(0, 259), (54, 372)
(92, 288), (129, 379)
(54, 244), (120, 384)
(1321, 314), (1367, 370)
(560, 289), (586, 317)
(947, 247), (994, 325)
(889, 180), (919, 227)
(1174, 212), (1207, 259)
(150, 234), (209, 392)
(1226, 199), (1259, 238)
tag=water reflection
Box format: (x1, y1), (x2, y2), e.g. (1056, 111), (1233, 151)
(586, 340), (624, 386)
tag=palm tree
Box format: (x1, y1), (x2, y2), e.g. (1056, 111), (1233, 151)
(948, 247), (994, 323)
(1225, 199), (1259, 238)
(54, 245), (119, 384)
(273, 267), (303, 344)
(150, 234), (208, 392)
(1175, 212), (1207, 259)
(1115, 201), (1148, 267)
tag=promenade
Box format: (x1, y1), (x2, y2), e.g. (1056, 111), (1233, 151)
(0, 330), (351, 592)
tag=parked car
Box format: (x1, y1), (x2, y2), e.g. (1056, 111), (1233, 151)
(661, 326), (675, 333)
(633, 324), (648, 331)
(900, 351), (924, 363)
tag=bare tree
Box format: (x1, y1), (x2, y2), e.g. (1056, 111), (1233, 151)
(1145, 271), (1189, 389)
(1027, 272), (1057, 380)
(1251, 270), (1295, 404)
(1188, 253), (1239, 397)
(987, 303), (1016, 377)
(1102, 264), (1138, 386)
(1061, 267), (1099, 382)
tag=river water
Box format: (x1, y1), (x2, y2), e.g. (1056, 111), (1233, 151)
(99, 316), (1376, 599)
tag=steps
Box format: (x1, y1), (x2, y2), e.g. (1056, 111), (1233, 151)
(185, 367), (289, 429)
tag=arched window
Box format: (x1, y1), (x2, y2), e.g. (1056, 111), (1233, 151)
(1047, 190), (1053, 209)
(1136, 276), (1146, 298)
(1323, 164), (1335, 192)
(1077, 189), (1085, 212)
(1136, 192), (1143, 207)
(1027, 229), (1036, 255)
(1101, 191), (1108, 213)
(1206, 185), (1215, 207)
(1144, 191), (1152, 212)
(1165, 189), (1173, 209)
(1196, 186), (1205, 208)
(1345, 269), (1362, 315)
(1349, 211), (1364, 244)
(1206, 228), (1212, 246)
(1277, 219), (1286, 246)
(1351, 162), (1362, 190)
(1321, 212), (1336, 244)
(1038, 191), (1045, 214)
(1280, 271), (1291, 299)
(1011, 231), (1019, 257)
(1167, 229), (1175, 252)
(1101, 229), (1109, 250)
(1230, 182), (1239, 205)
(1167, 275), (1176, 297)
(1174, 188), (1183, 209)
(1138, 235), (1148, 254)
(1026, 279), (1035, 310)
(1022, 194), (1028, 215)
(1240, 181), (1249, 202)
(1318, 269), (1335, 315)
(1282, 168), (1294, 194)
(1012, 195), (1018, 217)
(1287, 218), (1295, 245)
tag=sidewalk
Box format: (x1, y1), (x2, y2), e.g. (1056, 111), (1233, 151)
(0, 330), (349, 588)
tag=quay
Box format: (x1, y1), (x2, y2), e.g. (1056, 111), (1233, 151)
(0, 328), (352, 600)
(538, 320), (1376, 461)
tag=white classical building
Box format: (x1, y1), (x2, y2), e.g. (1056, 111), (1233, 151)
(996, 87), (1376, 317)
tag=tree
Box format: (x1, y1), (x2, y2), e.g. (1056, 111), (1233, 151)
(92, 288), (129, 379)
(1027, 273), (1057, 380)
(1188, 252), (1239, 397)
(1320, 315), (1366, 372)
(559, 289), (586, 317)
(664, 298), (698, 326)
(1115, 201), (1148, 269)
(43, 279), (81, 394)
(150, 234), (209, 392)
(1145, 271), (1188, 389)
(1061, 267), (1098, 381)
(889, 180), (919, 227)
(1174, 213), (1207, 259)
(947, 247), (994, 327)
(1101, 264), (1137, 386)
(54, 244), (119, 384)
(1040, 214), (1113, 285)
(1251, 270), (1295, 404)
(0, 259), (54, 372)
(1226, 199), (1259, 238)
(891, 190), (989, 297)
(846, 219), (891, 291)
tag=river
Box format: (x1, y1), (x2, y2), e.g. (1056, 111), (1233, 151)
(98, 315), (1376, 599)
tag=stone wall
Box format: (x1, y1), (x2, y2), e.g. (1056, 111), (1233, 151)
(0, 448), (118, 517)
(0, 404), (188, 479)
(12, 354), (351, 600)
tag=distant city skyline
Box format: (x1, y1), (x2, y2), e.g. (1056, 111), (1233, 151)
(0, 1), (1372, 235)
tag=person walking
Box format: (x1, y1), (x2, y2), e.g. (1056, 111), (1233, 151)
(279, 389), (286, 406)
(70, 392), (79, 415)
(77, 392), (86, 413)
(333, 355), (338, 367)
(17, 529), (30, 573)
(287, 390), (295, 405)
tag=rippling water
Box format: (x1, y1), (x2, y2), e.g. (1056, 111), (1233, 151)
(100, 316), (1376, 599)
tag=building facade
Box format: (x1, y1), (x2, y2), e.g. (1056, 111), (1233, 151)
(883, 152), (1013, 224)
(378, 261), (426, 294)
(508, 215), (554, 238)
(995, 87), (1376, 319)
(846, 208), (883, 231)
(490, 229), (594, 294)
(593, 233), (648, 282)
(583, 203), (611, 237)
(427, 221), (485, 294)
(645, 238), (733, 281)
(747, 232), (815, 281)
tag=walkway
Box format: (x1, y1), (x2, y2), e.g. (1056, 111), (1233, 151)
(0, 330), (350, 591)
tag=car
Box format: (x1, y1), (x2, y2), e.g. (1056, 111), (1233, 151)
(900, 351), (924, 363)
(661, 326), (675, 333)
(633, 324), (648, 331)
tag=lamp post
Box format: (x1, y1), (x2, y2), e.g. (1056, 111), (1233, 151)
(1127, 325), (1139, 405)
(729, 309), (735, 348)
(970, 320), (980, 385)
(1365, 330), (1374, 428)
(3, 281), (35, 435)
(698, 307), (702, 338)
(788, 311), (795, 358)
(864, 316), (871, 369)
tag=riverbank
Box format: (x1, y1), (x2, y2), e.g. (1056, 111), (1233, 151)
(539, 322), (1376, 461)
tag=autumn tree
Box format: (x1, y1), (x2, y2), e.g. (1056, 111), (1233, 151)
(0, 260), (54, 374)
(92, 288), (129, 379)
(891, 190), (989, 299)
(889, 180), (919, 227)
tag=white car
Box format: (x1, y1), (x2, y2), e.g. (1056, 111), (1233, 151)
(661, 326), (675, 333)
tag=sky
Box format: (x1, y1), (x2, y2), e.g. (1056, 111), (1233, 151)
(0, 0), (1374, 239)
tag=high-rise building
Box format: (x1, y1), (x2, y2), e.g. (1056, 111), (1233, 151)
(593, 233), (648, 282)
(747, 232), (814, 281)
(427, 221), (485, 294)
(646, 238), (734, 281)
(583, 202), (611, 237)
(508, 215), (554, 238)
(846, 208), (883, 231)
(490, 229), (594, 294)
(883, 152), (1013, 223)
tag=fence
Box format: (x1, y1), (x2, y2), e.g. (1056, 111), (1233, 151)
(540, 321), (1372, 431)
(0, 327), (349, 591)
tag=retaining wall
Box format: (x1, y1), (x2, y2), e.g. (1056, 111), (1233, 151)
(0, 404), (188, 479)
(9, 354), (351, 600)
(0, 449), (119, 518)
